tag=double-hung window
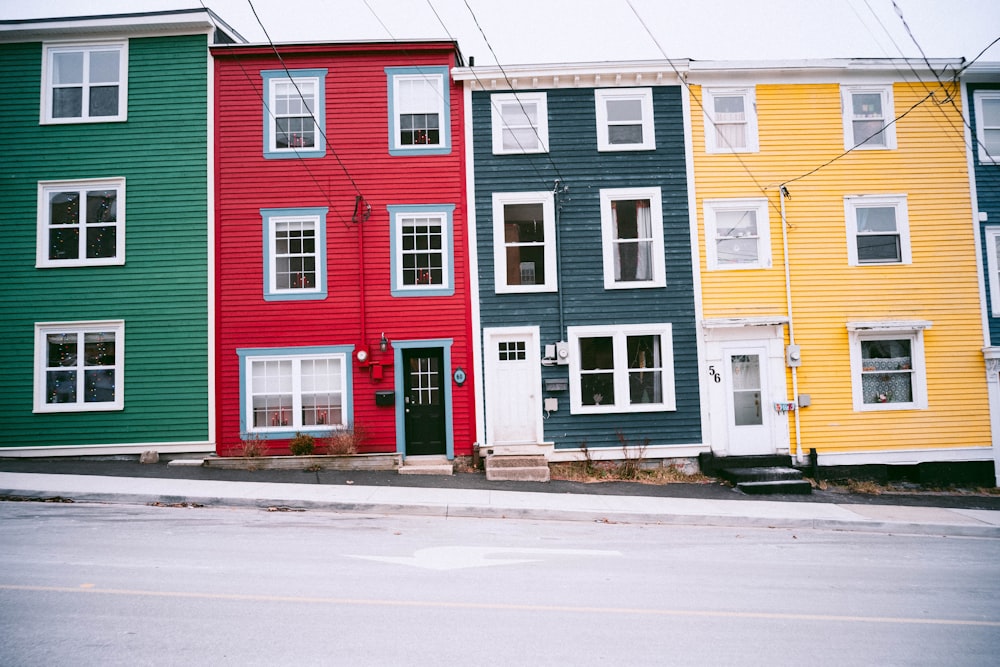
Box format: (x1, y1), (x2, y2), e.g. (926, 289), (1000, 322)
(43, 42), (127, 123)
(37, 178), (125, 268)
(262, 69), (326, 158)
(491, 92), (548, 154)
(842, 84), (896, 150)
(595, 88), (655, 151)
(848, 321), (930, 411)
(568, 323), (676, 414)
(492, 191), (557, 293)
(703, 87), (758, 153)
(34, 321), (124, 412)
(599, 187), (666, 289)
(262, 208), (327, 301)
(388, 204), (455, 296)
(704, 198), (771, 270)
(239, 346), (352, 437)
(973, 90), (1000, 164)
(845, 195), (910, 266)
(985, 227), (1000, 316)
(386, 66), (450, 155)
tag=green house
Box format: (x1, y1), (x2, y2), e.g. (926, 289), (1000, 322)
(0, 10), (242, 455)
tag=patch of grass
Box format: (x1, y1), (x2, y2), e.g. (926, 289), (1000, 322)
(550, 460), (712, 485)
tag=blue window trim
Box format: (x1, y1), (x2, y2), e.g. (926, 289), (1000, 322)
(261, 207), (328, 301)
(237, 345), (354, 439)
(387, 204), (455, 297)
(261, 69), (327, 159)
(385, 66), (451, 156)
(392, 339), (454, 460)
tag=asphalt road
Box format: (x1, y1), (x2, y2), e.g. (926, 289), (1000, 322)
(1, 502), (998, 665)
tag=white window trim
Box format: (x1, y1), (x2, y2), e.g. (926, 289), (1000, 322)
(386, 66), (450, 156)
(33, 320), (125, 413)
(567, 323), (676, 415)
(594, 88), (656, 152)
(986, 227), (1000, 316)
(388, 204), (455, 297)
(841, 84), (897, 150)
(491, 191), (557, 293)
(844, 194), (911, 266)
(599, 186), (666, 289)
(239, 347), (353, 438)
(703, 87), (759, 153)
(490, 92), (549, 154)
(261, 69), (326, 159)
(261, 207), (327, 301)
(973, 90), (1000, 164)
(847, 321), (930, 411)
(36, 178), (126, 268)
(703, 197), (771, 270)
(41, 41), (128, 124)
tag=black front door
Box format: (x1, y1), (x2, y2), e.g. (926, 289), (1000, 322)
(403, 348), (447, 456)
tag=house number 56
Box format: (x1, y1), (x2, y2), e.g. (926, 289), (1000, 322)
(708, 366), (721, 383)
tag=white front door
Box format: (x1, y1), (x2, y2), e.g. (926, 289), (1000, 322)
(724, 346), (773, 456)
(483, 327), (542, 445)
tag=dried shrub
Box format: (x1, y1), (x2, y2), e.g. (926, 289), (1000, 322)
(322, 424), (367, 456)
(239, 432), (269, 458)
(288, 432), (315, 456)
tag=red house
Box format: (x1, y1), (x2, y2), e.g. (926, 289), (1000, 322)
(212, 40), (474, 461)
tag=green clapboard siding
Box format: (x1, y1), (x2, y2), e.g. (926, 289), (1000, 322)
(0, 34), (210, 448)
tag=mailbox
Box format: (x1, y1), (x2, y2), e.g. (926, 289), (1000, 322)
(375, 390), (395, 406)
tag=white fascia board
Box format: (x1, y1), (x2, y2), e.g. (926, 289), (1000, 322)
(688, 58), (964, 86)
(453, 59), (689, 90)
(0, 10), (239, 43)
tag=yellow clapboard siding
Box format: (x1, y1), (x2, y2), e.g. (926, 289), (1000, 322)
(691, 79), (989, 455)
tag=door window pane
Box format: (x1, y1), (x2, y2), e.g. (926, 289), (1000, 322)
(731, 354), (762, 426)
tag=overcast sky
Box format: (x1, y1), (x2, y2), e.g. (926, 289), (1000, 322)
(5, 0), (999, 66)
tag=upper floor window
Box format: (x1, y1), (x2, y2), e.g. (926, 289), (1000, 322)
(985, 227), (1000, 316)
(703, 87), (758, 153)
(388, 204), (455, 296)
(973, 90), (1000, 164)
(594, 88), (655, 151)
(491, 92), (548, 154)
(845, 195), (910, 266)
(43, 42), (127, 123)
(704, 198), (771, 270)
(261, 207), (328, 301)
(37, 178), (125, 268)
(386, 66), (450, 156)
(34, 321), (125, 413)
(599, 187), (666, 289)
(492, 191), (557, 293)
(262, 69), (326, 159)
(842, 84), (896, 150)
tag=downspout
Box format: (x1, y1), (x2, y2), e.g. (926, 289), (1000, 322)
(780, 185), (803, 464)
(554, 179), (566, 336)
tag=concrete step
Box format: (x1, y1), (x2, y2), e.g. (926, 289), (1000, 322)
(398, 455), (453, 476)
(485, 454), (550, 482)
(699, 453), (793, 474)
(722, 466), (805, 483)
(737, 479), (814, 495)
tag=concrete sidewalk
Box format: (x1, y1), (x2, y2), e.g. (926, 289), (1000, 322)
(2, 470), (999, 538)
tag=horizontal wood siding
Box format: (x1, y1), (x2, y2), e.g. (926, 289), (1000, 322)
(472, 86), (701, 450)
(968, 83), (1000, 345)
(214, 47), (474, 456)
(691, 81), (989, 455)
(0, 35), (210, 449)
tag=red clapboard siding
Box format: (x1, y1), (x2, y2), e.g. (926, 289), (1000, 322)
(213, 43), (474, 456)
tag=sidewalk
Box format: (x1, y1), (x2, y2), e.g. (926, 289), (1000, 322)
(1, 458), (999, 538)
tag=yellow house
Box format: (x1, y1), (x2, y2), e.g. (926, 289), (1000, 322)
(686, 59), (993, 481)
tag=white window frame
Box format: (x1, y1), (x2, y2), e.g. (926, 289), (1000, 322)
(703, 87), (759, 153)
(567, 323), (676, 414)
(386, 66), (450, 156)
(594, 88), (656, 152)
(36, 178), (125, 268)
(261, 208), (327, 301)
(599, 187), (666, 289)
(844, 194), (911, 266)
(986, 227), (1000, 316)
(841, 84), (896, 150)
(239, 347), (353, 438)
(491, 191), (557, 293)
(33, 320), (125, 413)
(262, 69), (326, 159)
(973, 90), (1000, 164)
(490, 92), (549, 154)
(388, 204), (455, 297)
(847, 321), (930, 411)
(703, 198), (771, 270)
(41, 41), (128, 124)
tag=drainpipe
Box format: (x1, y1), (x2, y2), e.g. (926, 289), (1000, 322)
(780, 185), (803, 464)
(553, 180), (567, 336)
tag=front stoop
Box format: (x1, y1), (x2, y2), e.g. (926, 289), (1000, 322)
(398, 455), (454, 476)
(721, 465), (812, 495)
(485, 454), (550, 482)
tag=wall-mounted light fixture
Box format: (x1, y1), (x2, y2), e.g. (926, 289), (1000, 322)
(380, 332), (389, 353)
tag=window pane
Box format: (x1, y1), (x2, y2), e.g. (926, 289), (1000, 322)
(52, 52), (83, 84)
(731, 354), (762, 426)
(53, 87), (82, 118)
(856, 206), (896, 233)
(853, 119), (886, 146)
(612, 200), (653, 281)
(713, 95), (745, 118)
(47, 334), (77, 367)
(49, 228), (80, 260)
(89, 50), (120, 83)
(857, 235), (901, 263)
(607, 99), (642, 122)
(716, 238), (758, 265)
(608, 124), (643, 144)
(399, 113), (439, 145)
(984, 128), (1000, 156)
(47, 370), (77, 403)
(503, 127), (538, 151)
(83, 332), (115, 366)
(715, 123), (746, 149)
(89, 86), (119, 117)
(86, 190), (117, 223)
(983, 99), (1000, 126)
(627, 335), (662, 404)
(84, 369), (116, 402)
(852, 93), (883, 117)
